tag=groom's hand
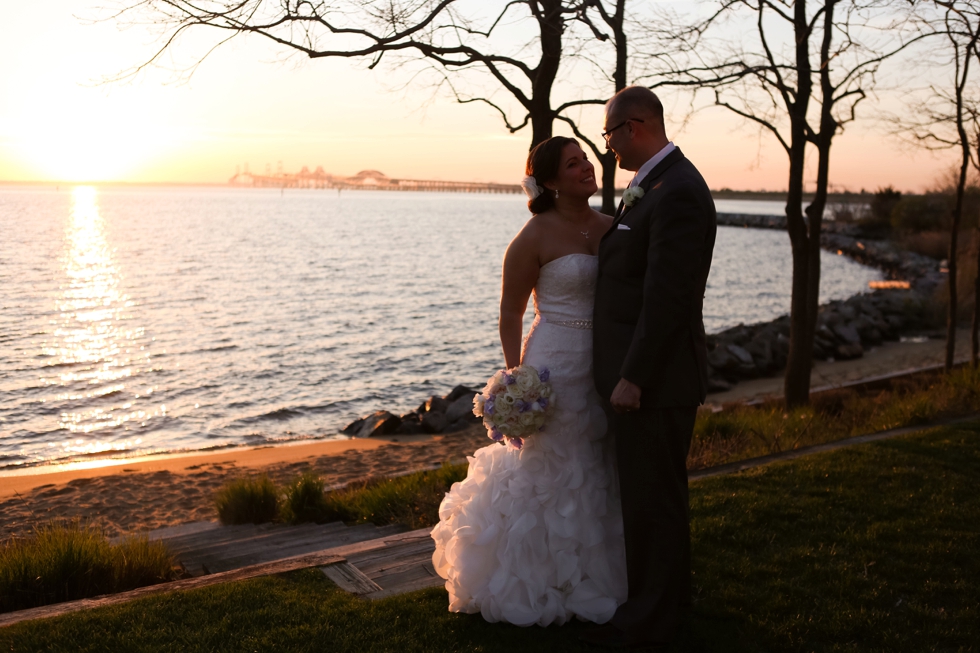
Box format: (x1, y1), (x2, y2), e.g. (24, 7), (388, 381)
(610, 378), (642, 413)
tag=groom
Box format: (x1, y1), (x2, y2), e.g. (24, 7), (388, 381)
(589, 86), (717, 649)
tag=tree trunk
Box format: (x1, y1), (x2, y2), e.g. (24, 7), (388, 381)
(973, 224), (979, 367)
(946, 38), (972, 371)
(527, 0), (564, 148)
(600, 151), (617, 214)
(783, 0), (816, 409)
(599, 0), (628, 215)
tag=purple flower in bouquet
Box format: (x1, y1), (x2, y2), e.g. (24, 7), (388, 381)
(503, 372), (516, 385)
(485, 397), (495, 416)
(538, 368), (550, 382)
(538, 397), (549, 409)
(489, 428), (504, 442)
(510, 437), (524, 450)
(516, 399), (530, 413)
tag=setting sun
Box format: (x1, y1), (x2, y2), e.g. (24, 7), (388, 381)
(10, 87), (178, 182)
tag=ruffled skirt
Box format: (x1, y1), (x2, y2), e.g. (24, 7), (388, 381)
(430, 320), (627, 626)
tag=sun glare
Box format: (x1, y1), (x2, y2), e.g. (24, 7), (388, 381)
(11, 88), (177, 182)
(39, 187), (155, 444)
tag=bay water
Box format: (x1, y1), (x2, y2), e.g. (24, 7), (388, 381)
(0, 187), (881, 469)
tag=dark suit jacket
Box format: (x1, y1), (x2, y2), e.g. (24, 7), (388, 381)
(593, 147), (717, 408)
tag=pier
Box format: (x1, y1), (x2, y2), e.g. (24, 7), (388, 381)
(229, 168), (522, 194)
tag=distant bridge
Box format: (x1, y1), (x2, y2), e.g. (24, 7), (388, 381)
(229, 168), (522, 194)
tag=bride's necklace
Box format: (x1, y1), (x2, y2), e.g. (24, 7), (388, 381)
(555, 208), (590, 239)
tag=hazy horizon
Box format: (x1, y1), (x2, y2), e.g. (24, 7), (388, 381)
(0, 2), (962, 194)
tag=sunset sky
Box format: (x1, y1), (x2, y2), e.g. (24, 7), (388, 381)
(0, 1), (961, 192)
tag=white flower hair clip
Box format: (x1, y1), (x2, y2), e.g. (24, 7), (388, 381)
(521, 175), (543, 201)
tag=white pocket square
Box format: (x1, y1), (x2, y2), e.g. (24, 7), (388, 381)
(617, 224), (631, 230)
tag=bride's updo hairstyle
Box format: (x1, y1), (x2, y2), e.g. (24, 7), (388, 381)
(525, 136), (578, 214)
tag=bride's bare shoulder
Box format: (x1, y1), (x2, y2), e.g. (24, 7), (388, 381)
(505, 212), (554, 266)
(592, 208), (613, 227)
(510, 211), (554, 246)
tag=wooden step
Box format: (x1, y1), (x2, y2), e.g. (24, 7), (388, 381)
(181, 523), (405, 576)
(168, 522), (346, 557)
(154, 522), (273, 551)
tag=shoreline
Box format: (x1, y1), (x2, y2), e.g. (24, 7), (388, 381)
(2, 216), (946, 480)
(1, 328), (972, 543)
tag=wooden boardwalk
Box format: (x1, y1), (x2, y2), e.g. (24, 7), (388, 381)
(2, 521), (442, 627)
(145, 519), (442, 597)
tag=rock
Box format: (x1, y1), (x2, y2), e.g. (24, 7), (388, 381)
(425, 396), (450, 414)
(773, 333), (789, 369)
(356, 410), (401, 437)
(821, 309), (842, 328)
(886, 314), (905, 331)
(394, 414), (424, 435)
(443, 418), (473, 434)
(445, 392), (478, 424)
(726, 344), (754, 366)
(833, 323), (861, 345)
(745, 338), (773, 375)
(342, 417), (366, 436)
(707, 346), (737, 372)
(446, 385), (478, 403)
(421, 411), (448, 434)
(707, 374), (733, 393)
(836, 343), (864, 360)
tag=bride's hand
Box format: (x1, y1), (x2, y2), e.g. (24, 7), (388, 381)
(610, 378), (641, 413)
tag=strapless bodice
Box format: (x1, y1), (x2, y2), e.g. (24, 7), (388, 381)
(533, 254), (597, 324)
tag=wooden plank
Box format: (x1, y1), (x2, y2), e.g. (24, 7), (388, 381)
(361, 551), (438, 581)
(165, 521), (332, 553)
(184, 524), (399, 573)
(174, 522), (349, 560)
(157, 523), (269, 552)
(300, 527), (433, 562)
(348, 539), (436, 574)
(321, 562), (383, 595)
(369, 560), (438, 588)
(0, 551), (346, 628)
(109, 521), (221, 545)
(365, 574), (445, 601)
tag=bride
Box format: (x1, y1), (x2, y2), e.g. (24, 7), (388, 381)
(430, 136), (627, 626)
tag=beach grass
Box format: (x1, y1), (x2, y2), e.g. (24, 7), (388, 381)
(281, 472), (330, 524)
(214, 474), (279, 525)
(0, 522), (178, 614)
(690, 365), (980, 469)
(4, 422), (977, 652)
(319, 462), (468, 530)
(214, 463), (467, 530)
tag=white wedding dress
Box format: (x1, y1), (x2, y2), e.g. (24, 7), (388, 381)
(430, 253), (628, 627)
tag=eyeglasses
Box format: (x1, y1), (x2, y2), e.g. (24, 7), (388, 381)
(601, 118), (644, 142)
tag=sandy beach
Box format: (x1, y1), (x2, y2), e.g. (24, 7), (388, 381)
(1, 329), (972, 542)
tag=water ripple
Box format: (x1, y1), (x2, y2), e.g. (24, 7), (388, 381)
(0, 186), (881, 469)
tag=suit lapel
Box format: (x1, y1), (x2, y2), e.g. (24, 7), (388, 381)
(603, 148), (686, 241)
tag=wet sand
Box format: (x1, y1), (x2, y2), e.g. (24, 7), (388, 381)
(1, 330), (973, 542)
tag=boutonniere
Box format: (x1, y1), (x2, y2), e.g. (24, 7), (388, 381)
(622, 186), (645, 208)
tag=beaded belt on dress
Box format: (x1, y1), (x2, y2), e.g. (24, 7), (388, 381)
(539, 315), (593, 330)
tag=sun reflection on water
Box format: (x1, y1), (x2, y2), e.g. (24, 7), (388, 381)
(38, 186), (157, 457)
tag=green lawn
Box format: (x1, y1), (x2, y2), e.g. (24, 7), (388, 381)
(3, 423), (977, 653)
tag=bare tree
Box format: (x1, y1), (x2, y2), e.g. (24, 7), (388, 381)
(111, 0), (608, 149)
(551, 0), (628, 214)
(643, 0), (926, 406)
(896, 2), (980, 369)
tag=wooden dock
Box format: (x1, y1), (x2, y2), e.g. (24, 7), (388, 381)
(1, 521), (441, 628)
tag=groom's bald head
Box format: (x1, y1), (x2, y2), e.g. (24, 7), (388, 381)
(606, 87), (666, 135)
(604, 86), (669, 171)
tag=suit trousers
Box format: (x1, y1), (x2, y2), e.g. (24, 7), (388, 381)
(607, 404), (696, 644)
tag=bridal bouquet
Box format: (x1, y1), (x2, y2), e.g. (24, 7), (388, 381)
(472, 365), (555, 449)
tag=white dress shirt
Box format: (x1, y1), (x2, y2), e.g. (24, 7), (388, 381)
(628, 142), (676, 188)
